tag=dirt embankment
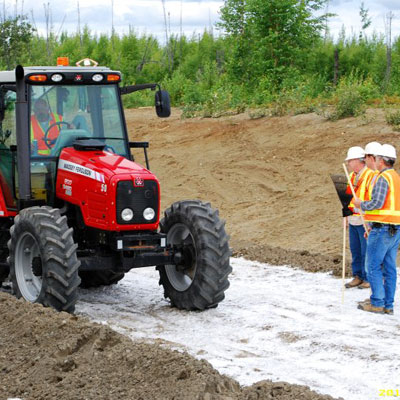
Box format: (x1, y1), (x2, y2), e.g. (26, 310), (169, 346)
(0, 293), (340, 400)
(127, 108), (398, 275)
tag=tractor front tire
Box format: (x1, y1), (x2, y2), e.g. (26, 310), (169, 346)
(8, 207), (80, 313)
(157, 200), (232, 310)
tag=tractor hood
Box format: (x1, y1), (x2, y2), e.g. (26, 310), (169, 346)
(56, 146), (160, 232)
(58, 147), (154, 181)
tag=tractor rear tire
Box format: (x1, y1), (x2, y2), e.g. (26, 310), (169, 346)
(8, 206), (81, 313)
(79, 270), (125, 288)
(157, 200), (232, 310)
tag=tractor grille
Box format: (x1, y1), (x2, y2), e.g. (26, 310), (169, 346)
(116, 180), (158, 225)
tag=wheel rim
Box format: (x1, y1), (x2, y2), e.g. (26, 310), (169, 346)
(165, 223), (197, 291)
(14, 232), (42, 302)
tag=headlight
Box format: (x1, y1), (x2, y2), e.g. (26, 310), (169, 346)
(92, 73), (104, 82)
(121, 208), (134, 222)
(143, 208), (155, 221)
(51, 73), (63, 82)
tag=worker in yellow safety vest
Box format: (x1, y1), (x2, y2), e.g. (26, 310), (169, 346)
(30, 99), (63, 155)
(353, 144), (400, 315)
(344, 146), (375, 289)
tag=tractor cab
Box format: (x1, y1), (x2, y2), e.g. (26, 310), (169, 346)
(0, 60), (170, 211)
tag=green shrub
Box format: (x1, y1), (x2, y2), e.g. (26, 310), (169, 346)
(122, 91), (153, 108)
(292, 100), (317, 115)
(181, 103), (203, 119)
(162, 70), (193, 105)
(385, 109), (400, 131)
(329, 91), (365, 121)
(326, 73), (378, 120)
(200, 87), (246, 118)
(248, 108), (268, 119)
(270, 90), (292, 116)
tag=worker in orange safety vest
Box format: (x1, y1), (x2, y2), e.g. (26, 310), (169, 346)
(30, 99), (63, 155)
(344, 146), (374, 289)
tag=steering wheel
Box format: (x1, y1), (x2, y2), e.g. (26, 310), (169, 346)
(44, 121), (71, 149)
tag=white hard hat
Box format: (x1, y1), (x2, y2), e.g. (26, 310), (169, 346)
(377, 144), (397, 159)
(345, 146), (365, 161)
(364, 141), (382, 156)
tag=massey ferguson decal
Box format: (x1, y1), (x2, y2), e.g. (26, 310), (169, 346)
(58, 159), (105, 183)
(63, 178), (72, 196)
(134, 176), (144, 187)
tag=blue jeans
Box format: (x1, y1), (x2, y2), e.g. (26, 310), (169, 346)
(365, 225), (400, 309)
(349, 224), (368, 281)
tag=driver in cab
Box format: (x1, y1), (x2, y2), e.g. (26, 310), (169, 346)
(30, 99), (63, 155)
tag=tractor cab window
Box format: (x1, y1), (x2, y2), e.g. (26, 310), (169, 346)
(0, 89), (17, 209)
(29, 84), (128, 158)
(1, 90), (17, 145)
(29, 83), (129, 206)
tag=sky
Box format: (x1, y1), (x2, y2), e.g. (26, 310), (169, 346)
(3, 0), (400, 42)
(327, 0), (400, 40)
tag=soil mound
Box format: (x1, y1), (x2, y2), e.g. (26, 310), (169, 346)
(0, 292), (339, 400)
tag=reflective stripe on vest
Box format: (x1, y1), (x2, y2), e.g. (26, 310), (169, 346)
(30, 113), (62, 155)
(364, 169), (400, 224)
(364, 170), (380, 201)
(348, 167), (374, 216)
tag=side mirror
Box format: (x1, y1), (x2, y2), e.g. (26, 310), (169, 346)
(155, 90), (171, 118)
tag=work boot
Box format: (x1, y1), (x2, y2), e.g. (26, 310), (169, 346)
(358, 281), (370, 289)
(345, 276), (363, 288)
(357, 303), (384, 314)
(358, 297), (370, 305)
(384, 308), (394, 315)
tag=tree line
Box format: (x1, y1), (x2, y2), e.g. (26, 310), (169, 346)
(1, 0), (400, 119)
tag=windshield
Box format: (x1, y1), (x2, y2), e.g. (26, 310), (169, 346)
(29, 84), (128, 157)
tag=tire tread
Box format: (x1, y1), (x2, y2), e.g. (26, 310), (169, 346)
(8, 206), (80, 313)
(158, 200), (231, 310)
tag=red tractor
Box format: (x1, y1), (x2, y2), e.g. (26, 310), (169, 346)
(0, 59), (231, 313)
